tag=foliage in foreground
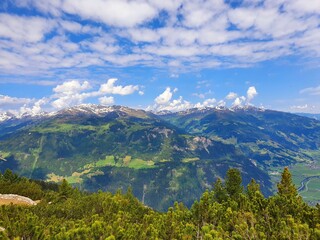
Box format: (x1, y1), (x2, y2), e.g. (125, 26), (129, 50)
(1, 168), (320, 239)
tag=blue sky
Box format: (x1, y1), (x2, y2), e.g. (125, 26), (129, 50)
(0, 0), (319, 115)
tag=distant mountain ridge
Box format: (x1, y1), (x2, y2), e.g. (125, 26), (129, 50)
(1, 104), (320, 209)
(295, 113), (320, 121)
(0, 104), (266, 122)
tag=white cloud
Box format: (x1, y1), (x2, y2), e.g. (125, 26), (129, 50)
(17, 0), (159, 27)
(170, 73), (179, 78)
(51, 80), (92, 109)
(217, 100), (226, 107)
(152, 85), (219, 112)
(300, 85), (320, 95)
(99, 78), (139, 95)
(232, 97), (243, 107)
(50, 78), (141, 109)
(226, 92), (238, 100)
(127, 28), (160, 43)
(53, 80), (91, 95)
(228, 8), (256, 30)
(62, 0), (157, 28)
(194, 98), (216, 108)
(0, 94), (50, 115)
(59, 20), (82, 33)
(151, 84), (260, 112)
(290, 104), (308, 110)
(0, 14), (55, 42)
(156, 96), (193, 112)
(51, 94), (85, 109)
(289, 103), (320, 113)
(16, 0), (63, 16)
(232, 96), (246, 107)
(193, 93), (205, 99)
(138, 91), (144, 96)
(0, 94), (32, 108)
(19, 98), (48, 116)
(155, 87), (174, 105)
(152, 87), (194, 111)
(0, 0), (318, 76)
(285, 0), (320, 15)
(247, 86), (258, 102)
(99, 96), (114, 105)
(182, 0), (227, 28)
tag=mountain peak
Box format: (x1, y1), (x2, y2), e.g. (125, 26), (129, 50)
(0, 112), (15, 122)
(230, 105), (265, 112)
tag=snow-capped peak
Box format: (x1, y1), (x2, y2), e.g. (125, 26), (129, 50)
(0, 112), (15, 122)
(57, 104), (118, 116)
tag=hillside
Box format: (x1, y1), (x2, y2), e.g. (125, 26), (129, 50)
(0, 105), (270, 210)
(160, 107), (320, 166)
(1, 104), (320, 208)
(1, 168), (320, 239)
(296, 113), (320, 121)
(160, 106), (320, 203)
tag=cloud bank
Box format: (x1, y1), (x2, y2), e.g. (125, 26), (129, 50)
(0, 0), (319, 76)
(150, 86), (257, 112)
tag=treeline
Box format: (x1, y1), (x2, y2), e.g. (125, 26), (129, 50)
(0, 168), (320, 239)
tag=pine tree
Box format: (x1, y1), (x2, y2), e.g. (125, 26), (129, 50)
(277, 167), (297, 198)
(225, 168), (243, 199)
(213, 178), (227, 203)
(58, 179), (74, 200)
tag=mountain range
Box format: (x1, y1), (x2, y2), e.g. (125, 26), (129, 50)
(0, 104), (319, 210)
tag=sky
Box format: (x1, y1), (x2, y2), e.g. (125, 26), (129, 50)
(0, 0), (319, 115)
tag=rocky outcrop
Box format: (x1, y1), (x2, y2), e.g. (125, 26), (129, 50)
(0, 194), (37, 206)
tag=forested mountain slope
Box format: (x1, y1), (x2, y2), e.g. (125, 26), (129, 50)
(1, 105), (319, 209)
(0, 105), (269, 210)
(1, 168), (320, 239)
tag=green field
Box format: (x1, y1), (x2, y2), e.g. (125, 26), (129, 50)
(32, 123), (111, 133)
(300, 178), (320, 202)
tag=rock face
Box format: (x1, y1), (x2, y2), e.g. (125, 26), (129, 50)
(0, 194), (37, 206)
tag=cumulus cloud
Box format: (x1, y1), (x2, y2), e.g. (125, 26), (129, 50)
(194, 98), (216, 108)
(19, 98), (49, 116)
(99, 78), (139, 95)
(99, 96), (114, 105)
(232, 96), (246, 107)
(155, 87), (175, 105)
(152, 87), (193, 111)
(51, 80), (92, 109)
(0, 94), (32, 108)
(217, 100), (226, 107)
(0, 94), (50, 115)
(0, 0), (318, 115)
(151, 84), (261, 112)
(158, 96), (193, 112)
(50, 78), (141, 109)
(152, 86), (220, 112)
(226, 92), (238, 100)
(51, 94), (85, 109)
(247, 86), (258, 103)
(53, 80), (91, 95)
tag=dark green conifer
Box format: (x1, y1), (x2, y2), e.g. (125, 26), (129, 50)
(225, 168), (243, 199)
